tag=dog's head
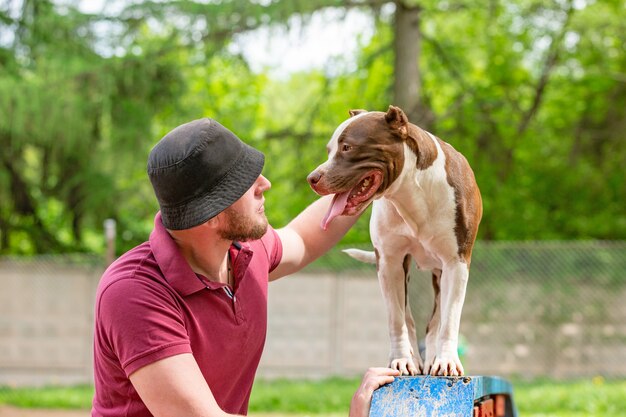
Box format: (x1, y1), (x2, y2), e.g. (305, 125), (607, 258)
(308, 105), (411, 229)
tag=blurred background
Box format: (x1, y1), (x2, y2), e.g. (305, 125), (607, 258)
(0, 0), (625, 408)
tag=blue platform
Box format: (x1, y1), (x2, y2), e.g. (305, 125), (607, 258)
(370, 376), (518, 417)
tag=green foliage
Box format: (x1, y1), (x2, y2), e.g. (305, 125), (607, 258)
(417, 0), (626, 240)
(0, 0), (624, 254)
(0, 0), (184, 254)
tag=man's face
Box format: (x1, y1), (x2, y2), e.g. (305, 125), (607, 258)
(217, 175), (271, 242)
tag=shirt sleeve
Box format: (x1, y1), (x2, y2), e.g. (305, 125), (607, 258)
(260, 226), (283, 272)
(96, 276), (192, 377)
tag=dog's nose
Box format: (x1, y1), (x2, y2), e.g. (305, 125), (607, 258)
(307, 171), (321, 187)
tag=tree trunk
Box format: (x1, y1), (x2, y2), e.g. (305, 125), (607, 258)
(0, 216), (8, 252)
(393, 1), (431, 128)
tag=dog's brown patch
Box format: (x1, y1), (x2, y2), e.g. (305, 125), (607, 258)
(385, 105), (438, 171)
(406, 125), (438, 170)
(402, 254), (411, 308)
(331, 113), (406, 195)
(438, 139), (483, 262)
(381, 106), (480, 262)
(425, 269), (442, 335)
(309, 107), (438, 201)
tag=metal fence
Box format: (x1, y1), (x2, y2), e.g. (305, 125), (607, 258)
(0, 241), (624, 386)
(442, 241), (626, 379)
(290, 240), (626, 379)
(0, 255), (101, 386)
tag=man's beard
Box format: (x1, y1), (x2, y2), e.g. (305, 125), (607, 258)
(218, 206), (268, 242)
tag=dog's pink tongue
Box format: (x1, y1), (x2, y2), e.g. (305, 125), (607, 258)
(321, 191), (350, 230)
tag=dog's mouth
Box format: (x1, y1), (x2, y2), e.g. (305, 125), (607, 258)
(321, 171), (382, 230)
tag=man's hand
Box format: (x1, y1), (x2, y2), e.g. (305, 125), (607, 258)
(349, 367), (400, 417)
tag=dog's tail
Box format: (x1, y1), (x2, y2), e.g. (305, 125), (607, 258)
(342, 248), (377, 264)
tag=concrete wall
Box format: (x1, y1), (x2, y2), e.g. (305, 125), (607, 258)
(259, 273), (390, 379)
(0, 259), (99, 386)
(1, 254), (625, 386)
(0, 260), (390, 386)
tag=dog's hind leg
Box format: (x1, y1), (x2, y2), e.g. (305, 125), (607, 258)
(423, 268), (441, 375)
(430, 260), (469, 376)
(403, 254), (423, 374)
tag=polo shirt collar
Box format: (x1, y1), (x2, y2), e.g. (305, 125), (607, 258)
(150, 212), (205, 296)
(149, 212), (253, 297)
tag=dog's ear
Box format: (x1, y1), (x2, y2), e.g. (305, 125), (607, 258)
(384, 105), (408, 138)
(349, 109), (368, 117)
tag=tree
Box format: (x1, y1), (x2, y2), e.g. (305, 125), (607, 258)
(0, 0), (184, 253)
(0, 0), (624, 254)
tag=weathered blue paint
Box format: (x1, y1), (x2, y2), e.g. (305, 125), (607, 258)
(370, 376), (518, 417)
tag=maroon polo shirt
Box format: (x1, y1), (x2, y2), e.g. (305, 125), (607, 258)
(92, 213), (282, 417)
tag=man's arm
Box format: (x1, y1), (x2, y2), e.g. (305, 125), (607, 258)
(130, 353), (237, 417)
(270, 195), (365, 280)
(130, 354), (396, 417)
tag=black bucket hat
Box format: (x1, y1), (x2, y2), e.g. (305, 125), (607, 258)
(147, 118), (265, 230)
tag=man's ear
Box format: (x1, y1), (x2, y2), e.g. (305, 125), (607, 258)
(205, 213), (223, 229)
(349, 109), (368, 117)
(384, 105), (408, 138)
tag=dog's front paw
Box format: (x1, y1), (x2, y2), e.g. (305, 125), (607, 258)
(428, 354), (464, 377)
(389, 356), (422, 376)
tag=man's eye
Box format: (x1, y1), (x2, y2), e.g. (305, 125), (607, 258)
(342, 144), (352, 152)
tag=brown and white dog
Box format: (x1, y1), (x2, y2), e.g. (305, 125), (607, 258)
(307, 105), (482, 376)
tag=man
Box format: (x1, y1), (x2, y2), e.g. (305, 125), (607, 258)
(92, 118), (398, 417)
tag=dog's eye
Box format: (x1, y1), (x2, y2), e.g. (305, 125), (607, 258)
(342, 144), (352, 152)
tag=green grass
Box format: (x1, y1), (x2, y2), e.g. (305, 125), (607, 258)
(249, 377), (361, 414)
(514, 377), (626, 417)
(1, 377), (625, 416)
(0, 385), (93, 409)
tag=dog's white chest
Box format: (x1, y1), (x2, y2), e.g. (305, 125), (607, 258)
(372, 138), (459, 265)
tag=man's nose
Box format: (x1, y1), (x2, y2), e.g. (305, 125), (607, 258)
(258, 175), (271, 192)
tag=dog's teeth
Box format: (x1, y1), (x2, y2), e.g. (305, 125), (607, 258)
(352, 179), (371, 199)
